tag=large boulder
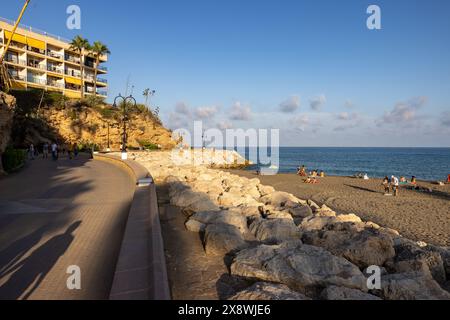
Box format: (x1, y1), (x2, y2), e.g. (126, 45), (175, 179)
(386, 242), (446, 284)
(189, 210), (248, 233)
(320, 286), (381, 300)
(376, 272), (450, 300)
(257, 185), (275, 197)
(259, 191), (301, 207)
(203, 223), (249, 256)
(249, 218), (302, 244)
(231, 241), (367, 296)
(302, 228), (395, 268)
(300, 214), (363, 232)
(425, 245), (450, 280)
(229, 282), (310, 300)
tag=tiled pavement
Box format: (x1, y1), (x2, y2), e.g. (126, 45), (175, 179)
(0, 154), (134, 300)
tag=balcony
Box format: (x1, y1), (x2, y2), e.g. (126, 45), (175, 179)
(97, 90), (108, 96)
(10, 74), (26, 82)
(28, 77), (46, 85)
(9, 41), (27, 51)
(27, 61), (46, 71)
(65, 55), (81, 64)
(65, 70), (81, 78)
(47, 65), (64, 74)
(27, 46), (46, 56)
(47, 80), (64, 88)
(5, 56), (26, 67)
(98, 65), (108, 72)
(97, 77), (108, 83)
(47, 50), (63, 60)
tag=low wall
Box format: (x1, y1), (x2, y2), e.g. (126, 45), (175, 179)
(94, 153), (171, 300)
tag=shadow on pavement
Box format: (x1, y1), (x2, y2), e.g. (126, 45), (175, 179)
(0, 221), (81, 300)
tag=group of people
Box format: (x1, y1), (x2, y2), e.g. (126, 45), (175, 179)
(382, 175), (417, 197)
(296, 165), (325, 184)
(29, 142), (79, 161)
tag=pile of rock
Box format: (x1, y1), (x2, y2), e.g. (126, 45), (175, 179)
(0, 92), (16, 175)
(127, 150), (450, 300)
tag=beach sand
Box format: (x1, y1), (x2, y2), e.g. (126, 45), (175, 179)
(227, 170), (450, 246)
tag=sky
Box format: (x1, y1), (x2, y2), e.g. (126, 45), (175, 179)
(2, 0), (450, 147)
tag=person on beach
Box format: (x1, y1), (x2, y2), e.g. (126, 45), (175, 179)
(411, 176), (417, 185)
(382, 176), (390, 194)
(320, 171), (325, 178)
(391, 175), (400, 197)
(297, 165), (307, 176)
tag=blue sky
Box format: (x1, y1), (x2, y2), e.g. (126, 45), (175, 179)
(3, 0), (450, 146)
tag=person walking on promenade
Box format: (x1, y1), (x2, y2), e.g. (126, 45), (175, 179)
(391, 175), (400, 197)
(51, 142), (58, 161)
(29, 144), (35, 160)
(73, 143), (79, 159)
(68, 143), (73, 160)
(43, 143), (49, 159)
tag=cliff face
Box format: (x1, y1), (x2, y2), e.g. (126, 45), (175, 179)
(0, 92), (16, 174)
(39, 105), (176, 150)
(10, 99), (176, 151)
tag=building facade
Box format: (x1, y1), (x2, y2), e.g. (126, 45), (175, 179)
(0, 17), (108, 99)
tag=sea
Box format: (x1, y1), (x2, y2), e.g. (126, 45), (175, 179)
(234, 147), (450, 182)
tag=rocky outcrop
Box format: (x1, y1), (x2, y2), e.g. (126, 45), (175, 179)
(230, 241), (367, 297)
(127, 150), (450, 300)
(0, 92), (16, 174)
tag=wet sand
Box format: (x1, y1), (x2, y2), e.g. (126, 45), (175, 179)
(227, 171), (450, 246)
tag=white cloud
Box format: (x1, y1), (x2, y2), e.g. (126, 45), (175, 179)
(344, 99), (355, 109)
(217, 120), (233, 130)
(310, 94), (327, 111)
(175, 101), (191, 116)
(336, 112), (360, 121)
(440, 111), (450, 127)
(229, 101), (252, 121)
(279, 95), (300, 113)
(194, 106), (219, 119)
(167, 112), (188, 129)
(378, 96), (428, 126)
(289, 115), (310, 131)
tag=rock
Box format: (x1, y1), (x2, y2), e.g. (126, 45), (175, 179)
(425, 245), (450, 280)
(265, 210), (294, 221)
(185, 219), (206, 233)
(288, 205), (313, 219)
(242, 185), (262, 200)
(259, 191), (301, 207)
(204, 223), (249, 256)
(302, 228), (395, 268)
(307, 200), (320, 211)
(229, 282), (310, 300)
(320, 286), (382, 300)
(314, 205), (337, 217)
(377, 272), (450, 300)
(231, 241), (367, 296)
(236, 205), (263, 219)
(218, 192), (244, 207)
(300, 214), (363, 232)
(190, 210), (248, 233)
(257, 185), (275, 197)
(386, 242), (446, 284)
(249, 219), (302, 244)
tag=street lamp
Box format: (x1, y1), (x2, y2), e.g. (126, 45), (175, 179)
(113, 93), (137, 160)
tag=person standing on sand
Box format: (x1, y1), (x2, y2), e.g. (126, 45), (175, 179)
(382, 176), (390, 194)
(391, 175), (400, 197)
(51, 142), (58, 161)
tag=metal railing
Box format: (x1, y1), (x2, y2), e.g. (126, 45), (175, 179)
(65, 55), (81, 64)
(28, 62), (46, 70)
(10, 74), (26, 82)
(27, 77), (46, 85)
(65, 70), (81, 78)
(47, 80), (64, 88)
(47, 65), (64, 74)
(0, 16), (71, 43)
(47, 50), (63, 59)
(97, 77), (108, 83)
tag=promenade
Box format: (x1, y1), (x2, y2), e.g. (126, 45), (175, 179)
(0, 154), (134, 300)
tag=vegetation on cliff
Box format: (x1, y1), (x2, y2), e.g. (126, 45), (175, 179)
(8, 89), (176, 151)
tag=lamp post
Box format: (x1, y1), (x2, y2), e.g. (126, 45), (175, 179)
(113, 93), (137, 160)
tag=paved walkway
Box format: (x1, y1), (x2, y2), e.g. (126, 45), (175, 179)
(0, 154), (134, 300)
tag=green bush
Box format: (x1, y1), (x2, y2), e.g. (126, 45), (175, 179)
(82, 95), (105, 108)
(137, 140), (159, 150)
(1, 148), (26, 173)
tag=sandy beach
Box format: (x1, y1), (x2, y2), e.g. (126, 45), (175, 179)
(227, 170), (450, 246)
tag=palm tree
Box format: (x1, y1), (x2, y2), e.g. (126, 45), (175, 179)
(91, 41), (110, 96)
(69, 35), (90, 98)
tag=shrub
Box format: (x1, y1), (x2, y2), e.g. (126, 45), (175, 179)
(137, 140), (159, 150)
(1, 148), (26, 173)
(82, 95), (105, 108)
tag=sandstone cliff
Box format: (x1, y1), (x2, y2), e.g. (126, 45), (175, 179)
(9, 92), (176, 151)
